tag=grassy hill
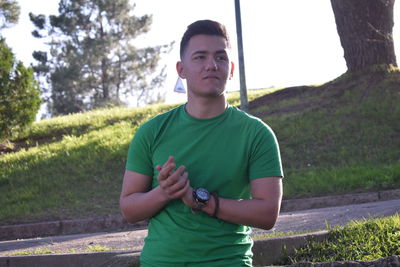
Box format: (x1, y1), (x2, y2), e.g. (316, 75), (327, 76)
(0, 69), (399, 225)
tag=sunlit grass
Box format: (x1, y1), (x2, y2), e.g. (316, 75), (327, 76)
(278, 214), (400, 264)
(10, 248), (61, 256)
(86, 244), (111, 252)
(8, 245), (112, 256)
(252, 229), (325, 240)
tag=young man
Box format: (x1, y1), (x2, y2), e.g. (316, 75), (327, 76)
(120, 20), (283, 266)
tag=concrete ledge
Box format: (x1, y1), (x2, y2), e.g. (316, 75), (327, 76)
(378, 188), (400, 201)
(0, 216), (147, 242)
(252, 231), (329, 266)
(0, 251), (140, 267)
(281, 188), (400, 212)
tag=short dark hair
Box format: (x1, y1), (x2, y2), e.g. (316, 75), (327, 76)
(179, 20), (231, 59)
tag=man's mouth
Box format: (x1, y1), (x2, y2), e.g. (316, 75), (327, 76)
(203, 76), (219, 80)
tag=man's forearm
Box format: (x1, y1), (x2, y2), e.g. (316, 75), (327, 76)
(201, 196), (281, 230)
(200, 178), (283, 229)
(206, 196), (281, 229)
(120, 186), (169, 223)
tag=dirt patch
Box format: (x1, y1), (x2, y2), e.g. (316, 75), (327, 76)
(0, 135), (63, 155)
(247, 70), (400, 120)
(249, 85), (314, 108)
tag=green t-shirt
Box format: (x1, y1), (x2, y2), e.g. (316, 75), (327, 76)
(126, 104), (283, 266)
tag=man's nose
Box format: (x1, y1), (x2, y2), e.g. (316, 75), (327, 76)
(205, 58), (218, 71)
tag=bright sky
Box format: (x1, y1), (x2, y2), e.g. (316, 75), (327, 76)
(2, 0), (400, 104)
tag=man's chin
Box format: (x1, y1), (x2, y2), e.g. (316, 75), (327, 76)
(189, 87), (226, 98)
(196, 91), (225, 98)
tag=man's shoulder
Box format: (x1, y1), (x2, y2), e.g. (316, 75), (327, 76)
(132, 105), (183, 142)
(141, 105), (183, 128)
(228, 106), (277, 139)
(229, 106), (266, 126)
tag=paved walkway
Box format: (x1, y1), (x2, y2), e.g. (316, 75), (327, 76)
(1, 198), (399, 257)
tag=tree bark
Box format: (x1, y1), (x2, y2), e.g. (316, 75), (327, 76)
(331, 0), (397, 72)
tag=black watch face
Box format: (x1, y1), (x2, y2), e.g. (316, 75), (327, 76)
(196, 188), (210, 202)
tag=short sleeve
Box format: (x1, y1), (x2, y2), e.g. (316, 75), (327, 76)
(125, 123), (154, 177)
(248, 121), (284, 180)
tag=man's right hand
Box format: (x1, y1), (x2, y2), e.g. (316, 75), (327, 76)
(156, 156), (190, 201)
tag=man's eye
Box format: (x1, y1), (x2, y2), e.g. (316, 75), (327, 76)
(194, 55), (205, 60)
(216, 56), (228, 61)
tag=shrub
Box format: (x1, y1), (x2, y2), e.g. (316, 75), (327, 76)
(0, 38), (41, 141)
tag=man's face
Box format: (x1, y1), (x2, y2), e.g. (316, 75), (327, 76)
(177, 34), (234, 98)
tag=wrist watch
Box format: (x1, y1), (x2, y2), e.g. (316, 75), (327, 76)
(192, 188), (210, 212)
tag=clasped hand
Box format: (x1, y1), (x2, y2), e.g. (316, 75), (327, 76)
(157, 156), (193, 206)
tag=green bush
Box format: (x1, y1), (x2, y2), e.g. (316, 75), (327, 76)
(0, 38), (41, 141)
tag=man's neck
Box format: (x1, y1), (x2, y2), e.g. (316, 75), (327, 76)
(185, 94), (227, 119)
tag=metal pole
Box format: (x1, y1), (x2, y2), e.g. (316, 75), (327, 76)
(234, 0), (249, 112)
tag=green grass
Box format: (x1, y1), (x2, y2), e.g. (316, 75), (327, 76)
(8, 245), (111, 256)
(278, 214), (400, 264)
(10, 248), (59, 256)
(0, 89), (270, 224)
(86, 244), (111, 252)
(258, 70), (400, 198)
(0, 71), (399, 225)
(252, 229), (324, 240)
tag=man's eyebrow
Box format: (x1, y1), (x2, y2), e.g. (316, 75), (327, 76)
(215, 49), (228, 54)
(191, 50), (208, 56)
(191, 49), (228, 56)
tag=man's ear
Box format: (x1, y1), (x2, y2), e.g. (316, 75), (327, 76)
(176, 61), (186, 79)
(229, 62), (235, 80)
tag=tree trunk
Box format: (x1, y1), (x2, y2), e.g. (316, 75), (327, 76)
(331, 0), (397, 72)
(101, 57), (109, 99)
